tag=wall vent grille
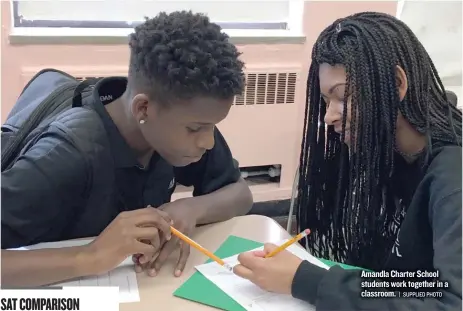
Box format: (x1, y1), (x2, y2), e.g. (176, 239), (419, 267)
(235, 72), (297, 105)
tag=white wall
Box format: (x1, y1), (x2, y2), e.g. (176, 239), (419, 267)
(398, 0), (462, 107)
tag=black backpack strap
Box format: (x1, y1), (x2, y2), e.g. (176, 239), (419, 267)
(2, 82), (76, 171)
(72, 78), (100, 108)
(1, 78), (99, 172)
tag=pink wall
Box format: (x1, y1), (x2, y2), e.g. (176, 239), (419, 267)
(1, 1), (396, 202)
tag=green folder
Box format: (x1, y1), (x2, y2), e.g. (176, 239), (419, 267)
(173, 235), (366, 311)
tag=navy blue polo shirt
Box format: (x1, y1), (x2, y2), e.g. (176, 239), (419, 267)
(1, 76), (241, 249)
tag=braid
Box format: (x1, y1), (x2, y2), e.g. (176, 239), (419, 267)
(297, 12), (462, 270)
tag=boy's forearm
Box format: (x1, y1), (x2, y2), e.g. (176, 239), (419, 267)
(1, 246), (96, 287)
(190, 179), (253, 225)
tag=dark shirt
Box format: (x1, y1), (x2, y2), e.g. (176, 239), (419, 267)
(1, 74), (241, 249)
(291, 143), (462, 310)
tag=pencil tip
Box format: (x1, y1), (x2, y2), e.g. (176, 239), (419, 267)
(224, 263), (233, 272)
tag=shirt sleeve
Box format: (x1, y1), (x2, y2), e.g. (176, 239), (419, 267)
(1, 125), (89, 249)
(174, 127), (241, 196)
(290, 190), (462, 310)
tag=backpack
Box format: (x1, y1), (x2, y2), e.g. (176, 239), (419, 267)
(1, 69), (99, 172)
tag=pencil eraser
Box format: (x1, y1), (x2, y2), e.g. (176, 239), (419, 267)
(304, 228), (311, 235)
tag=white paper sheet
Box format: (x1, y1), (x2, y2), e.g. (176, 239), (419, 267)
(195, 241), (329, 311)
(9, 239), (139, 303)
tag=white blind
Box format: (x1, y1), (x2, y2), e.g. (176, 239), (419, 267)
(16, 0), (290, 24)
(398, 0), (462, 104)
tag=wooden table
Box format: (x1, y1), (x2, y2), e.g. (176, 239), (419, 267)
(120, 215), (292, 311)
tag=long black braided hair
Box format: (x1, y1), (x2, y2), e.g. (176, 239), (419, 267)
(297, 12), (462, 270)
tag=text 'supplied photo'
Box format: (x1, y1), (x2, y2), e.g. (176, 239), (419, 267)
(0, 1), (461, 311)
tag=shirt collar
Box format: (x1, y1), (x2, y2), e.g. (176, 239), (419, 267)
(91, 77), (140, 169)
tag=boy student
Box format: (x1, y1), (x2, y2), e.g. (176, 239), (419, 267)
(234, 12), (462, 310)
(1, 11), (252, 287)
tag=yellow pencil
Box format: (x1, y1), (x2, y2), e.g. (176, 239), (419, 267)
(265, 228), (311, 258)
(170, 226), (233, 272)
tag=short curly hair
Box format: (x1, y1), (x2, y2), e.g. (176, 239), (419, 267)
(128, 11), (245, 104)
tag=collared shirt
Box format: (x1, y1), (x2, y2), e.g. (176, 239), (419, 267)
(1, 74), (240, 249)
